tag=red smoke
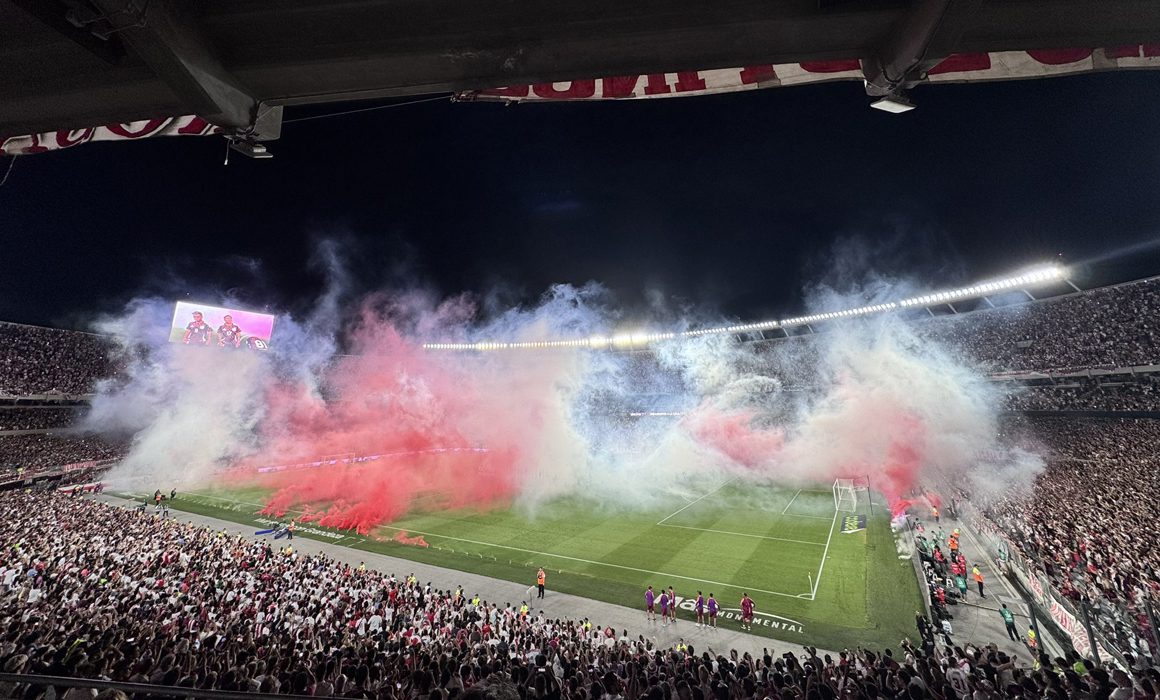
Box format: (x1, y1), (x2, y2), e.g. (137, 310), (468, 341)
(392, 530), (430, 547)
(682, 407), (784, 469)
(240, 310), (525, 534)
(878, 413), (926, 514)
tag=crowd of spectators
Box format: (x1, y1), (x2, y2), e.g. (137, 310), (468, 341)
(3, 491), (1156, 700)
(981, 416), (1160, 667)
(0, 433), (127, 476)
(0, 322), (119, 396)
(920, 278), (1160, 373)
(0, 407), (81, 432)
(1002, 382), (1160, 413)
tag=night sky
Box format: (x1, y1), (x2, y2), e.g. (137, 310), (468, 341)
(3, 71), (1160, 331)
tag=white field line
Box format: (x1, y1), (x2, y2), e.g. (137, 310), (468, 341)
(373, 523), (805, 600)
(656, 477), (737, 525)
(781, 489), (802, 514)
(809, 508), (840, 600)
(782, 513), (834, 521)
(781, 490), (839, 520)
(655, 523), (826, 547)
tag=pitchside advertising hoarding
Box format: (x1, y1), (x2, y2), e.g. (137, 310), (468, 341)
(169, 302), (275, 350)
(667, 597), (806, 634)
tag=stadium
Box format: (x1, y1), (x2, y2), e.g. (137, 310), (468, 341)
(4, 1), (1160, 697)
(3, 261), (1160, 697)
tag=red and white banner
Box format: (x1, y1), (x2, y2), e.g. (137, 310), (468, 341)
(457, 46), (1160, 102)
(61, 460), (100, 473)
(1048, 599), (1115, 660)
(1, 116), (220, 156)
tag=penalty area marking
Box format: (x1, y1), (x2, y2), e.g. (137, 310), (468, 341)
(782, 491), (839, 521)
(781, 489), (801, 514)
(656, 477), (737, 525)
(809, 508), (840, 599)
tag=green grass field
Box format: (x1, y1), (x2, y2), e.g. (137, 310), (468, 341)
(131, 478), (921, 651)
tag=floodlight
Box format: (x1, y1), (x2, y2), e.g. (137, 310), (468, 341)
(228, 139), (274, 159)
(869, 95), (916, 113)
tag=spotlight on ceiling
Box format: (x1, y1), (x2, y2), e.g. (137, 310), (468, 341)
(869, 95), (916, 114)
(227, 138), (274, 159)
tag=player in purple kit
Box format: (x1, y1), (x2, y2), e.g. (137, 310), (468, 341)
(707, 593), (718, 629)
(644, 585), (656, 623)
(694, 591), (705, 627)
(740, 592), (755, 631)
(667, 586), (677, 624)
(182, 311), (211, 345)
(658, 589), (670, 627)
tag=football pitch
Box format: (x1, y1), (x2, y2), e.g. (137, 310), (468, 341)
(146, 479), (922, 651)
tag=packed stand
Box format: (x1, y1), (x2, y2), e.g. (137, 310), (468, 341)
(921, 278), (1160, 373)
(3, 491), (1157, 700)
(981, 416), (1160, 666)
(745, 278), (1160, 376)
(0, 322), (120, 396)
(0, 433), (127, 476)
(1003, 381), (1160, 412)
(0, 407), (81, 432)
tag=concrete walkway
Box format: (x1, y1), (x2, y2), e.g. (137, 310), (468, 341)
(95, 494), (826, 660)
(917, 507), (1060, 663)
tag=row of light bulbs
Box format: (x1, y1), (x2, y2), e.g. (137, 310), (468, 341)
(423, 264), (1066, 352)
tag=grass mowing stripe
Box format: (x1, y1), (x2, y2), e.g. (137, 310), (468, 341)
(656, 523), (826, 546)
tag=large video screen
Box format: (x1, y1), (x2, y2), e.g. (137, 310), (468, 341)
(169, 302), (275, 350)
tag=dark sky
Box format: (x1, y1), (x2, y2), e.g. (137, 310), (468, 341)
(3, 72), (1160, 330)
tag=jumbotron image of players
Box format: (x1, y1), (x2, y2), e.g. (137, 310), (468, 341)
(217, 314), (242, 349)
(181, 310), (212, 345)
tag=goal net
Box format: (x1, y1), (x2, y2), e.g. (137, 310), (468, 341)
(833, 478), (858, 513)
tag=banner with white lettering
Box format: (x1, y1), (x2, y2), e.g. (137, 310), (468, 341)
(1047, 598), (1114, 661)
(2, 116), (220, 156)
(456, 47), (1160, 102)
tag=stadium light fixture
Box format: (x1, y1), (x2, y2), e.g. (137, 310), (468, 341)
(869, 95), (916, 114)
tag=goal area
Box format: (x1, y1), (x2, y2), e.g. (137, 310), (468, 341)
(832, 477), (871, 513)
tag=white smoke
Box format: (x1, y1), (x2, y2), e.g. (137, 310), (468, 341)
(82, 241), (1043, 518)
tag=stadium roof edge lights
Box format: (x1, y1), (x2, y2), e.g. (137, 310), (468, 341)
(422, 264), (1067, 352)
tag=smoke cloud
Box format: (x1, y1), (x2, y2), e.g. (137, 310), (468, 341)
(88, 244), (1039, 532)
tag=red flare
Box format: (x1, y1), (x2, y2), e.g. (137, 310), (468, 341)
(392, 530), (430, 547)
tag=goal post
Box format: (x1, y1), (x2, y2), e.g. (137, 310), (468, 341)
(832, 476), (873, 514)
(833, 478), (858, 513)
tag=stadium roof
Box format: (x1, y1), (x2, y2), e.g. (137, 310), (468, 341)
(4, 0), (1160, 142)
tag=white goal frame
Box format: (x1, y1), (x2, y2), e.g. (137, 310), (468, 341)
(833, 479), (858, 513)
